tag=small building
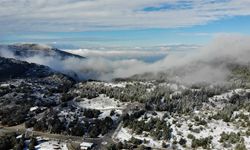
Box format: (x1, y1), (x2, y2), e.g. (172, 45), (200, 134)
(80, 142), (94, 150)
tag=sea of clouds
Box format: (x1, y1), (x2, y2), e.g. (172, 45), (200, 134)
(1, 34), (250, 84)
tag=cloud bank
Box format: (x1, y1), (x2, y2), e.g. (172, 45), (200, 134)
(66, 49), (167, 59)
(64, 44), (199, 61)
(1, 0), (250, 33)
(1, 34), (250, 85)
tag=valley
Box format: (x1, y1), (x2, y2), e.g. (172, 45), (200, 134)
(0, 44), (249, 150)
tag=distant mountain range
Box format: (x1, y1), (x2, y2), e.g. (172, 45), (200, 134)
(0, 43), (87, 80)
(0, 43), (85, 60)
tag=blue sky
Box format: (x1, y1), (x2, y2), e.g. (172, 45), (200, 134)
(1, 0), (250, 48)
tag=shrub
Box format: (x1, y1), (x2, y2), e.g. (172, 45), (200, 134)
(129, 137), (142, 145)
(25, 118), (37, 128)
(187, 134), (195, 140)
(162, 141), (168, 148)
(61, 93), (74, 102)
(179, 138), (187, 146)
(83, 109), (101, 118)
(235, 143), (247, 150)
(191, 128), (200, 133)
(191, 136), (212, 149)
(246, 128), (250, 136)
(28, 137), (37, 150)
(219, 132), (241, 144)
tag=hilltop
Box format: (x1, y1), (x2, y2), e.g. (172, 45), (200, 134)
(0, 43), (85, 60)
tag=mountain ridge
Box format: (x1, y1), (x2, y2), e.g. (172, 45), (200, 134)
(0, 43), (85, 60)
(0, 56), (74, 83)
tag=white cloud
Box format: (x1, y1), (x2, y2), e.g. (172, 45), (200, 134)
(1, 34), (250, 84)
(65, 49), (168, 59)
(41, 34), (250, 82)
(63, 44), (199, 61)
(1, 0), (250, 32)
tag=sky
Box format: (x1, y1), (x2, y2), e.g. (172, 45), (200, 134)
(1, 0), (250, 48)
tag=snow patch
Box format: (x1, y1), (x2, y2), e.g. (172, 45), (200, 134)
(78, 94), (125, 111)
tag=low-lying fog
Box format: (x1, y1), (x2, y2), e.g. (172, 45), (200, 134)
(1, 34), (250, 84)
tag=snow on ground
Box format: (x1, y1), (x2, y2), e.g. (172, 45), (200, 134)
(116, 127), (163, 148)
(98, 109), (120, 120)
(103, 82), (127, 88)
(78, 94), (125, 111)
(244, 136), (250, 150)
(156, 111), (166, 119)
(211, 88), (250, 101)
(36, 140), (68, 150)
(159, 82), (187, 91)
(137, 111), (165, 122)
(121, 109), (249, 149)
(146, 85), (156, 93)
(78, 94), (126, 120)
(0, 83), (10, 87)
(97, 81), (155, 88)
(116, 127), (132, 141)
(171, 114), (245, 150)
(81, 81), (129, 88)
(207, 88), (250, 110)
(232, 110), (250, 117)
(30, 106), (39, 112)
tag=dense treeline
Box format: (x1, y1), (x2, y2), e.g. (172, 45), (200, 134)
(0, 133), (38, 150)
(73, 82), (232, 114)
(212, 92), (250, 122)
(0, 105), (31, 126)
(25, 108), (114, 138)
(0, 76), (73, 127)
(122, 110), (173, 141)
